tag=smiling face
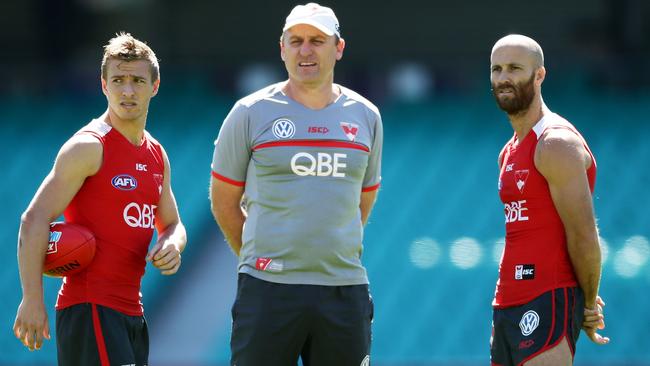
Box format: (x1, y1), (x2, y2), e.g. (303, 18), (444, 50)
(280, 23), (344, 88)
(101, 58), (159, 123)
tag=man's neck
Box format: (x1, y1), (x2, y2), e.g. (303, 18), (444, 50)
(103, 110), (146, 146)
(282, 79), (340, 110)
(508, 98), (547, 142)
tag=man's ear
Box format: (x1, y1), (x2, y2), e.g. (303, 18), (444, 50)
(280, 40), (286, 61)
(536, 66), (546, 85)
(336, 37), (345, 61)
(101, 78), (108, 97)
(152, 78), (160, 97)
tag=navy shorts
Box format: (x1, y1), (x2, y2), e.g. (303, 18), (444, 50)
(231, 273), (373, 366)
(490, 287), (584, 366)
(56, 303), (149, 366)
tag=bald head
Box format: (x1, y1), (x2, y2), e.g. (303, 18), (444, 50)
(490, 35), (547, 115)
(492, 34), (544, 69)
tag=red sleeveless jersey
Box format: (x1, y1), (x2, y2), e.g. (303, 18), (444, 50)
(56, 119), (164, 315)
(493, 113), (596, 308)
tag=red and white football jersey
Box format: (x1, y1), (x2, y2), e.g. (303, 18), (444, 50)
(57, 119), (164, 316)
(493, 113), (596, 308)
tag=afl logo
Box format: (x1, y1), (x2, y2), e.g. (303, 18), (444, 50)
(112, 174), (138, 191)
(272, 118), (296, 139)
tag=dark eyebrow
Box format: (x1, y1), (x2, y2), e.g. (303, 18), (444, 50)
(288, 35), (326, 41)
(110, 74), (149, 81)
(492, 62), (525, 69)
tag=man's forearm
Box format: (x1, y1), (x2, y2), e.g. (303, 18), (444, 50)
(215, 208), (244, 256)
(158, 222), (187, 252)
(567, 233), (601, 308)
(17, 213), (49, 299)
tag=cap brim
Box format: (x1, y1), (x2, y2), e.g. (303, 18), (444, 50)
(282, 20), (336, 36)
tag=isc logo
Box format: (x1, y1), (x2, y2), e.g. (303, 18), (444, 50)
(308, 126), (329, 134)
(291, 152), (347, 177)
(112, 174), (138, 191)
(504, 200), (529, 223)
(515, 264), (535, 280)
(123, 202), (157, 229)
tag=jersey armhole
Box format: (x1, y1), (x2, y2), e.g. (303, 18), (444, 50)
(73, 130), (105, 176)
(540, 125), (595, 169)
(75, 130), (105, 146)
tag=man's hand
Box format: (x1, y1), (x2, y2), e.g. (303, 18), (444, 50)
(583, 295), (610, 345)
(14, 297), (50, 351)
(147, 240), (182, 275)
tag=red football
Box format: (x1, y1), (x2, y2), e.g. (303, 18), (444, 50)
(44, 222), (96, 278)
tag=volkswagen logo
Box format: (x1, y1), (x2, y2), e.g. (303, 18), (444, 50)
(272, 118), (296, 139)
(519, 310), (539, 336)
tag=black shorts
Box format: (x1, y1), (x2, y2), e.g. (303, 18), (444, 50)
(56, 303), (149, 366)
(490, 287), (584, 366)
(231, 273), (373, 366)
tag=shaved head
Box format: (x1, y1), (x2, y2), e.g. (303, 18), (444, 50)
(492, 34), (544, 69)
(490, 34), (547, 115)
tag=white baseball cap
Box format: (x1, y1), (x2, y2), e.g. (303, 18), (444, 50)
(282, 3), (340, 37)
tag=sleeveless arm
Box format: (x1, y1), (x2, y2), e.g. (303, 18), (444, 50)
(534, 129), (601, 307)
(148, 146), (187, 275)
(15, 134), (102, 351)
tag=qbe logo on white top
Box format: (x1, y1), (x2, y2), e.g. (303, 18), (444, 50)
(272, 118), (295, 139)
(291, 152), (347, 177)
(123, 202), (157, 229)
(519, 310), (539, 336)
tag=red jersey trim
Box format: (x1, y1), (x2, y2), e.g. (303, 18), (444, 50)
(542, 290), (557, 348)
(516, 289), (574, 366)
(75, 130), (106, 142)
(492, 281), (577, 308)
(253, 139), (370, 152)
(362, 183), (380, 192)
(91, 304), (111, 366)
(212, 171), (245, 187)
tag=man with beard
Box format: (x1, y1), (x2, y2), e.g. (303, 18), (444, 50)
(489, 34), (609, 366)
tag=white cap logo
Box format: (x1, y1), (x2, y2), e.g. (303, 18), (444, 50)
(283, 3), (340, 37)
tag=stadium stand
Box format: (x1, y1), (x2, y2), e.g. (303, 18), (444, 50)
(1, 94), (649, 365)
